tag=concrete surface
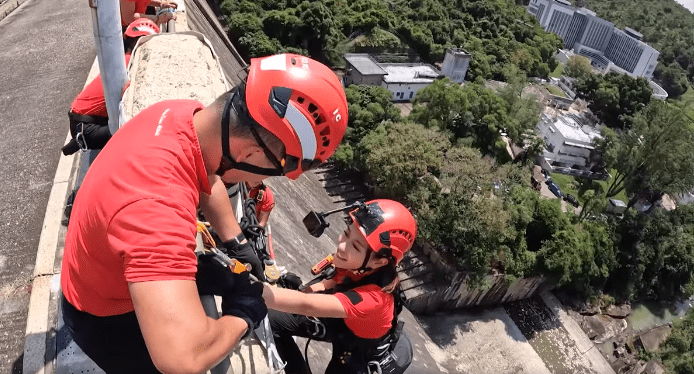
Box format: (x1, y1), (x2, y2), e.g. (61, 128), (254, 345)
(504, 294), (615, 374)
(418, 308), (552, 374)
(0, 0), (95, 372)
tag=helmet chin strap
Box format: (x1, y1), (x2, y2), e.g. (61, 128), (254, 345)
(215, 89), (283, 177)
(354, 249), (373, 274)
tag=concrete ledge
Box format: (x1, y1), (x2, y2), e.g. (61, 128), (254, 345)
(0, 0), (28, 23)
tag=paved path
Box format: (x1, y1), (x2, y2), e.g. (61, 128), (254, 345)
(0, 1), (94, 372)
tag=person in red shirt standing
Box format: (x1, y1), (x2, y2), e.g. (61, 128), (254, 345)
(261, 200), (417, 374)
(60, 54), (348, 374)
(62, 18), (160, 156)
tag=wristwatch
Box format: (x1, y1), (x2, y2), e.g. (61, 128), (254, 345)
(228, 232), (246, 246)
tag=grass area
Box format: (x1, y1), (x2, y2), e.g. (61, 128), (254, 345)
(595, 169), (629, 203)
(670, 86), (694, 123)
(549, 172), (578, 197)
(551, 169), (628, 203)
(550, 63), (564, 78)
(544, 84), (566, 98)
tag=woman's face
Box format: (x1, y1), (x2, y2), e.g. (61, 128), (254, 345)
(333, 222), (374, 270)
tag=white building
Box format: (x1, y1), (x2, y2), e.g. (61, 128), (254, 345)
(380, 63), (442, 102)
(343, 53), (387, 86)
(440, 48), (471, 84)
(536, 113), (606, 178)
(528, 0), (659, 78)
(604, 28), (659, 79)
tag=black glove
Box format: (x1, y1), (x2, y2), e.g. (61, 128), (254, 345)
(221, 281), (267, 338)
(278, 272), (303, 290)
(196, 252), (246, 296)
(221, 241), (266, 282)
(196, 253), (267, 338)
(61, 123), (112, 156)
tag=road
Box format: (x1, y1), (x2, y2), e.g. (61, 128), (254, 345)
(0, 0), (94, 372)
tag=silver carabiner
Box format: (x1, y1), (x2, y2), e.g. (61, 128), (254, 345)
(75, 122), (88, 151)
(367, 361), (383, 374)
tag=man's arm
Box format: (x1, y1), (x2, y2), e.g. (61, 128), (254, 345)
(199, 175), (244, 242)
(257, 210), (270, 228)
(130, 280), (248, 374)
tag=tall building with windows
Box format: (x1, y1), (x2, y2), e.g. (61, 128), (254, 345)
(604, 28), (659, 78)
(527, 0), (659, 78)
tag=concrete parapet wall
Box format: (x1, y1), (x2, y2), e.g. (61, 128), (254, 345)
(401, 244), (553, 314)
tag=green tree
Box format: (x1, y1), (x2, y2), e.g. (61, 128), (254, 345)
(359, 121), (448, 199)
(574, 72), (653, 129)
(599, 101), (694, 208)
(563, 55), (593, 79)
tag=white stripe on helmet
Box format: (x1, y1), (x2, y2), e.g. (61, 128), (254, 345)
(285, 102), (316, 160)
(260, 54), (288, 71)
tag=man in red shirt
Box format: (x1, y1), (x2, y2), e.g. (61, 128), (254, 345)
(246, 181), (275, 228)
(62, 18), (160, 156)
(61, 53), (348, 373)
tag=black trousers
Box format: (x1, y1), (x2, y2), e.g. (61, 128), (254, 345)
(269, 309), (373, 374)
(61, 296), (161, 373)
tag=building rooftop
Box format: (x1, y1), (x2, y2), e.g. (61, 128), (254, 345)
(624, 27), (643, 41)
(553, 115), (601, 143)
(381, 63), (441, 84)
(344, 53), (387, 76)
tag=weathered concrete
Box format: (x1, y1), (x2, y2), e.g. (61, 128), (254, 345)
(418, 307), (551, 374)
(0, 0), (95, 372)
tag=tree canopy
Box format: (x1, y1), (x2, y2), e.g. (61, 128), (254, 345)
(597, 100), (694, 208)
(573, 72), (653, 129)
(219, 0), (563, 80)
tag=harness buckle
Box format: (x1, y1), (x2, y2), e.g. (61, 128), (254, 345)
(306, 317), (326, 339)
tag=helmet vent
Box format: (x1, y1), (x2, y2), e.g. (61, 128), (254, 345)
(314, 115), (325, 126)
(308, 103), (318, 113)
(322, 138), (329, 147)
(297, 97), (305, 104)
(393, 229), (414, 243)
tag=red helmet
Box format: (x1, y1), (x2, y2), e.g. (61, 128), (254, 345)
(244, 54), (348, 180)
(349, 200), (417, 265)
(124, 18), (160, 39)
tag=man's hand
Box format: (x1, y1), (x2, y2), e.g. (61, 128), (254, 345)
(196, 252), (245, 296)
(196, 252), (267, 338)
(221, 241), (266, 282)
(221, 282), (267, 337)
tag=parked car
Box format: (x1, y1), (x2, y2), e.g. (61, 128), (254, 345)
(564, 194), (579, 208)
(547, 181), (563, 198)
(541, 169), (551, 182)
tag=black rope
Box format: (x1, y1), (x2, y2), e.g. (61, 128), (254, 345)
(238, 183), (269, 263)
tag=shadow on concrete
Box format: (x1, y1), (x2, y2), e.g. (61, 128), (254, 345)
(315, 163), (372, 206)
(10, 353), (22, 374)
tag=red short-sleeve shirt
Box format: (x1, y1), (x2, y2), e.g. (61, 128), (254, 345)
(70, 55), (131, 117)
(248, 186), (275, 216)
(332, 270), (394, 339)
(61, 100), (211, 316)
(121, 0), (151, 26)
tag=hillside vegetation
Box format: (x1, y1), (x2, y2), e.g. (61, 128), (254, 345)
(220, 0), (563, 80)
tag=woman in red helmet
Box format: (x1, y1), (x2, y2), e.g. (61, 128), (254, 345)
(262, 199), (417, 374)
